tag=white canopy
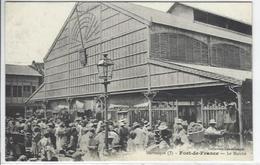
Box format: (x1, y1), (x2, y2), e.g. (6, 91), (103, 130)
(134, 102), (149, 108)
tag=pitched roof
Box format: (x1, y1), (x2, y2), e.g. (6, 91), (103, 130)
(6, 64), (42, 77)
(111, 3), (251, 44)
(43, 2), (251, 62)
(167, 2), (251, 25)
(30, 61), (44, 76)
(149, 58), (252, 86)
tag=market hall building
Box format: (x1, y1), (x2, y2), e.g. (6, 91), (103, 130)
(26, 2), (252, 143)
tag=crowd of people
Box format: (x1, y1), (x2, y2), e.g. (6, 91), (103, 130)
(5, 113), (243, 161)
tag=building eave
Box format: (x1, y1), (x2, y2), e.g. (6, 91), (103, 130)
(149, 58), (246, 86)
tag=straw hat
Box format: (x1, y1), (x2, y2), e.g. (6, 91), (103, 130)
(144, 120), (148, 125)
(47, 122), (53, 126)
(85, 123), (94, 130)
(144, 121), (150, 127)
(81, 127), (89, 134)
(209, 119), (217, 124)
(75, 117), (82, 121)
(69, 123), (75, 127)
(197, 120), (202, 124)
(133, 122), (140, 128)
(119, 122), (126, 126)
(147, 126), (152, 131)
(175, 119), (183, 124)
(158, 122), (168, 130)
(16, 116), (23, 121)
(182, 120), (188, 126)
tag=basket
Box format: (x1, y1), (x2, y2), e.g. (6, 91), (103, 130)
(188, 129), (205, 143)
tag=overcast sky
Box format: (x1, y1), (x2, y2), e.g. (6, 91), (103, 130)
(5, 2), (252, 65)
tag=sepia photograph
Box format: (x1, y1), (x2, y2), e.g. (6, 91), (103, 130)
(2, 1), (254, 162)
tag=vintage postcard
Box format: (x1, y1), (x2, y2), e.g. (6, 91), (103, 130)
(2, 1), (253, 162)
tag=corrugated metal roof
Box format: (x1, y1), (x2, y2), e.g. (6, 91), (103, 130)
(6, 64), (42, 76)
(111, 3), (252, 44)
(44, 2), (251, 61)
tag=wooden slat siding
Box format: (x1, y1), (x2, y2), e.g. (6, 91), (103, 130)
(100, 4), (148, 93)
(45, 4), (102, 98)
(43, 3), (148, 99)
(151, 23), (252, 71)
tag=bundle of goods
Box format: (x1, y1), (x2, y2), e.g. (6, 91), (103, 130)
(187, 122), (204, 143)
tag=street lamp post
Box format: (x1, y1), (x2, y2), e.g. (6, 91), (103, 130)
(97, 54), (114, 152)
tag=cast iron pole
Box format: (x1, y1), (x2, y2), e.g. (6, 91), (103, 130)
(104, 78), (109, 151)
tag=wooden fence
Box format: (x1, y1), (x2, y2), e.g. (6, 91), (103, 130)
(202, 108), (226, 128)
(108, 107), (243, 131)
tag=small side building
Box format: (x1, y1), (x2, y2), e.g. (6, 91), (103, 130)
(6, 64), (43, 117)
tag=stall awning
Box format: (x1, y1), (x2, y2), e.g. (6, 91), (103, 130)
(55, 104), (69, 110)
(134, 102), (149, 108)
(109, 104), (129, 109)
(75, 100), (84, 109)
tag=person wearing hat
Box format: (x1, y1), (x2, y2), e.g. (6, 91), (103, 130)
(108, 125), (120, 152)
(173, 118), (183, 134)
(144, 126), (155, 148)
(94, 123), (106, 159)
(142, 120), (149, 131)
(172, 119), (189, 147)
(55, 122), (66, 152)
(205, 119), (225, 146)
(146, 123), (171, 154)
(158, 122), (172, 147)
(205, 119), (223, 135)
(31, 125), (41, 158)
(38, 132), (54, 160)
(132, 122), (146, 150)
(67, 127), (79, 151)
(38, 119), (48, 136)
(6, 136), (22, 160)
(127, 130), (137, 152)
(224, 103), (238, 132)
(182, 120), (188, 132)
(47, 123), (56, 149)
(118, 121), (129, 151)
(79, 125), (92, 153)
(13, 119), (22, 133)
